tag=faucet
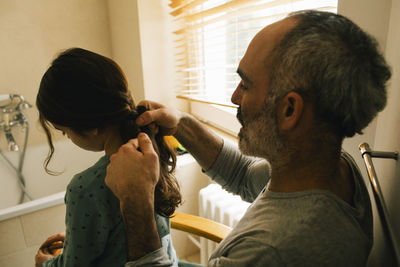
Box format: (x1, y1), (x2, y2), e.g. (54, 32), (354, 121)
(4, 128), (18, 151)
(0, 94), (33, 203)
(0, 94), (32, 152)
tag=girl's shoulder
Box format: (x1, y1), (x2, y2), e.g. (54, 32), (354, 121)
(65, 155), (120, 216)
(67, 155), (110, 193)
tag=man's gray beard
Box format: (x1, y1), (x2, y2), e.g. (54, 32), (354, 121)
(238, 103), (284, 163)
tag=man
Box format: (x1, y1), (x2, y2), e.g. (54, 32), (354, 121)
(105, 10), (391, 266)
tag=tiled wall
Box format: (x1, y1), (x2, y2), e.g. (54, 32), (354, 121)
(0, 204), (66, 267)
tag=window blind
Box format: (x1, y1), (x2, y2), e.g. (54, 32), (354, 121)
(169, 0), (337, 108)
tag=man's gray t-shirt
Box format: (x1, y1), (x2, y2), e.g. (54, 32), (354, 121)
(206, 141), (372, 266)
(126, 141), (372, 266)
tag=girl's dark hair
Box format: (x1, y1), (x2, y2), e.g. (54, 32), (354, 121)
(36, 47), (181, 217)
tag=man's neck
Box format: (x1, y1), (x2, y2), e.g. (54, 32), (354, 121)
(267, 151), (354, 204)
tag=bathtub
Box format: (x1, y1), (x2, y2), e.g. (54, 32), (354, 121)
(0, 140), (103, 212)
(0, 141), (211, 266)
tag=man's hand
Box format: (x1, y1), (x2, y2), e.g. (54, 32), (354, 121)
(105, 133), (162, 260)
(105, 132), (160, 203)
(136, 100), (182, 136)
(136, 99), (224, 171)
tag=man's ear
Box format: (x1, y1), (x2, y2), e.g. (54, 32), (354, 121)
(278, 91), (304, 131)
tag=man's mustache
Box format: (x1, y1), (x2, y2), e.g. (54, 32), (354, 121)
(236, 107), (244, 125)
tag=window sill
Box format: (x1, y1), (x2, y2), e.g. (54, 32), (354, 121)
(190, 101), (240, 138)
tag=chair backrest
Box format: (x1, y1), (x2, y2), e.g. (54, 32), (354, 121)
(170, 211), (232, 243)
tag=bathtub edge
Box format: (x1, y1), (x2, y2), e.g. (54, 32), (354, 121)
(0, 191), (65, 222)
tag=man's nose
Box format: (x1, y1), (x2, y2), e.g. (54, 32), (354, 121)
(231, 84), (242, 105)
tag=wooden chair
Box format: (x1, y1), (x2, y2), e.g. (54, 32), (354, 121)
(171, 211), (231, 243)
(171, 212), (232, 266)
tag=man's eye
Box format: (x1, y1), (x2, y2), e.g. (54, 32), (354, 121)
(62, 131), (66, 136)
(239, 81), (248, 90)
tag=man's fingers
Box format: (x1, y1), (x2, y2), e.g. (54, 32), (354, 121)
(136, 100), (150, 108)
(137, 133), (156, 156)
(137, 109), (175, 127)
(137, 100), (164, 109)
(115, 135), (154, 157)
(137, 109), (178, 135)
(127, 138), (139, 149)
(136, 100), (165, 126)
(136, 110), (159, 126)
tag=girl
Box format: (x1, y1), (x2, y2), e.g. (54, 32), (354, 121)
(34, 48), (181, 267)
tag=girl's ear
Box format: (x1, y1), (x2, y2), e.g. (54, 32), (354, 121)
(87, 128), (99, 136)
(278, 91), (304, 131)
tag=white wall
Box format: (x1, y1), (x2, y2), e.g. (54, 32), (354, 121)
(338, 0), (391, 181)
(370, 1), (400, 265)
(107, 0), (189, 111)
(339, 0), (400, 265)
(0, 0), (112, 147)
(107, 0), (145, 103)
(137, 0), (188, 111)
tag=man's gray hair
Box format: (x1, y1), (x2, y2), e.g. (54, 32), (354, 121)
(268, 10), (391, 138)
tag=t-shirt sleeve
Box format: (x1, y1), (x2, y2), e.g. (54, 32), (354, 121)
(125, 248), (174, 267)
(205, 140), (271, 202)
(43, 183), (115, 266)
(124, 243), (282, 267)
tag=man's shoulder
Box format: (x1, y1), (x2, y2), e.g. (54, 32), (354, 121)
(214, 192), (371, 266)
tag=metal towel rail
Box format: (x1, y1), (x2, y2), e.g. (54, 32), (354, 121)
(359, 143), (399, 265)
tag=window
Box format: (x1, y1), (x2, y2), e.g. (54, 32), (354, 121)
(169, 0), (338, 135)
